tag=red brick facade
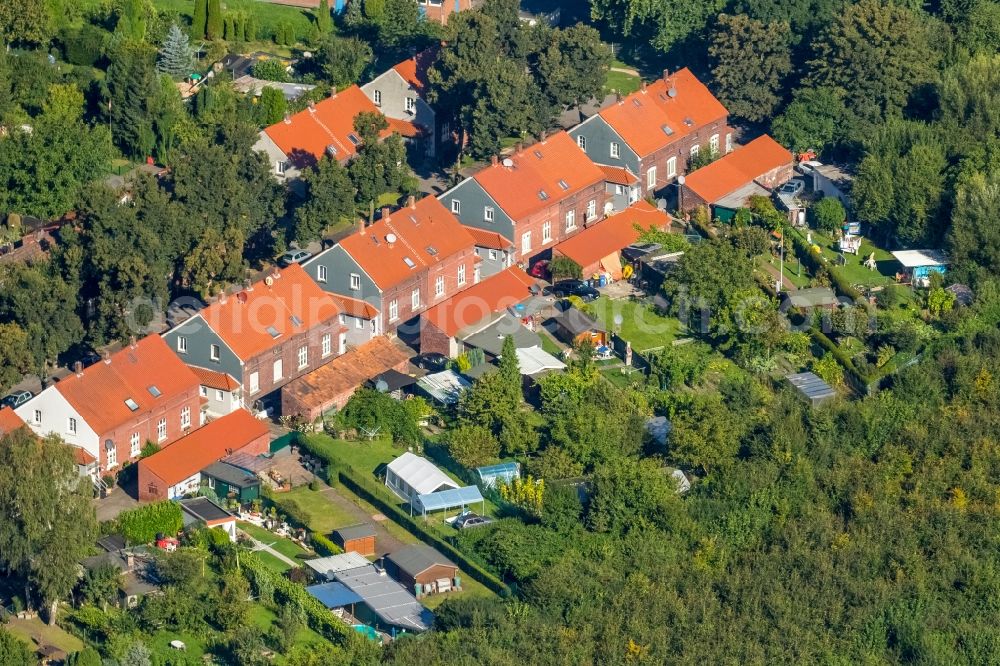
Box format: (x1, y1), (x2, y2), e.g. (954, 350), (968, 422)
(513, 180), (608, 264)
(640, 119), (732, 195)
(242, 315), (346, 398)
(382, 248), (478, 329)
(100, 389), (203, 470)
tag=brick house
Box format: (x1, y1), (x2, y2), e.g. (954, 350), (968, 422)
(569, 68), (730, 197)
(137, 409), (269, 502)
(303, 195), (478, 333)
(416, 0), (479, 24)
(15, 335), (202, 474)
(162, 264), (347, 409)
(253, 85), (421, 182)
(680, 134), (794, 218)
(361, 50), (438, 156)
(439, 130), (608, 266)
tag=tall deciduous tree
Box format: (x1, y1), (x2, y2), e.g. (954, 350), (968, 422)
(448, 424), (501, 469)
(948, 169), (1000, 274)
(534, 23), (610, 110)
(0, 429), (97, 624)
(590, 0), (725, 52)
(0, 323), (31, 392)
(770, 86), (846, 153)
(709, 14), (792, 123)
(806, 0), (938, 125)
(0, 628), (33, 666)
(292, 157), (356, 244)
(316, 35), (373, 87)
(0, 0), (51, 47)
(348, 111), (416, 212)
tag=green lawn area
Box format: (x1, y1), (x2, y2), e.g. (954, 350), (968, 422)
(307, 434), (409, 478)
(798, 229), (901, 288)
(420, 574), (496, 610)
(250, 605), (330, 660)
(4, 616), (84, 655)
(538, 329), (564, 356)
(375, 191), (402, 208)
(238, 521), (311, 562)
(764, 255), (812, 289)
(601, 365), (646, 389)
(148, 630), (209, 661)
(279, 486), (360, 535)
(605, 69), (641, 95)
(253, 550), (293, 573)
(590, 296), (681, 353)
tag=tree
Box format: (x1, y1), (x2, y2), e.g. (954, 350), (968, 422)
(316, 35), (373, 87)
(0, 323), (32, 392)
(771, 86), (846, 153)
(948, 169), (1000, 273)
(66, 647), (103, 666)
(315, 0), (332, 35)
(191, 0), (208, 40)
(120, 641), (152, 666)
(549, 256), (582, 280)
(809, 196), (846, 232)
(157, 24), (194, 77)
(587, 457), (682, 533)
(498, 335), (521, 403)
(806, 0), (938, 124)
(0, 0), (51, 47)
(448, 424), (500, 469)
(709, 14), (792, 123)
(0, 430), (97, 623)
(108, 43), (160, 159)
(0, 628), (33, 666)
(534, 24), (611, 109)
(207, 0), (223, 40)
(590, 0), (725, 53)
(79, 563), (123, 611)
(292, 157), (356, 244)
(666, 393), (740, 474)
(230, 625), (267, 666)
(937, 54), (1000, 145)
(253, 59), (289, 82)
(256, 86), (287, 126)
(348, 112), (417, 211)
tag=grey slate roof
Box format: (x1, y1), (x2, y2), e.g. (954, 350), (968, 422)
(386, 544), (457, 579)
(458, 313), (541, 357)
(334, 524), (377, 542)
(201, 461), (260, 488)
(553, 307), (604, 337)
(179, 497), (233, 523)
(334, 564), (434, 632)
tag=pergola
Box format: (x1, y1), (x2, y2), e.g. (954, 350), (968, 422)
(413, 486), (485, 519)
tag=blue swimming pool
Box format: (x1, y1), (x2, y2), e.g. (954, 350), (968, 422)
(353, 624), (380, 641)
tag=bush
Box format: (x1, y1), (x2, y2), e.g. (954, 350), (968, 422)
(312, 533), (340, 556)
(252, 59), (289, 82)
(809, 196), (846, 232)
(270, 497), (310, 530)
(60, 25), (107, 67)
(114, 501), (184, 545)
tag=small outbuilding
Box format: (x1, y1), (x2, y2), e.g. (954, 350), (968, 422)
(891, 250), (948, 287)
(476, 461), (521, 488)
(416, 370), (472, 405)
(333, 524), (377, 557)
(385, 452), (459, 503)
(384, 544), (459, 597)
(179, 497), (238, 542)
(414, 485), (485, 518)
(786, 371), (837, 407)
(550, 307), (607, 347)
(200, 461), (261, 503)
(781, 287), (839, 310)
(305, 552), (373, 580)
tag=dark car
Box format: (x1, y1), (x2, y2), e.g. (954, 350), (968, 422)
(414, 352), (448, 373)
(1, 390), (32, 409)
(550, 279), (600, 301)
(454, 513), (494, 530)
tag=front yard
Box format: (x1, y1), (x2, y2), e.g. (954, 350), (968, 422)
(591, 296), (682, 353)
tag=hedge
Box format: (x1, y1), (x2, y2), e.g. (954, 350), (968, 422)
(811, 328), (872, 395)
(787, 229), (864, 302)
(312, 533), (340, 556)
(268, 496), (311, 531)
(113, 501), (184, 545)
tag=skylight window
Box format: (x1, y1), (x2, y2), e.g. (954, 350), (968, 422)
(266, 326), (281, 339)
(290, 315), (303, 327)
(632, 99), (642, 107)
(326, 145), (338, 157)
(538, 190), (549, 200)
(533, 150), (543, 159)
(125, 398), (139, 411)
(661, 124), (674, 136)
(426, 246), (438, 256)
(403, 257), (416, 268)
(147, 386), (161, 398)
(557, 179), (569, 190)
(347, 133), (361, 145)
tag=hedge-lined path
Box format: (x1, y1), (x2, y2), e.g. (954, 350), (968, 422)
(319, 484), (409, 557)
(243, 533), (300, 568)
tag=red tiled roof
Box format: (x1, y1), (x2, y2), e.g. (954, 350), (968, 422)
(554, 201), (669, 269)
(422, 267), (537, 337)
(473, 131), (605, 221)
(73, 446), (96, 466)
(282, 336), (412, 412)
(599, 165), (639, 186)
(598, 68), (728, 158)
(54, 336), (200, 437)
(0, 407), (24, 437)
(391, 49), (435, 94)
(139, 410), (269, 487)
(387, 117), (423, 138)
(338, 196), (476, 291)
(262, 86), (392, 165)
(330, 294), (379, 320)
(190, 366), (240, 392)
(683, 135), (793, 203)
(197, 264), (341, 361)
(465, 227), (513, 250)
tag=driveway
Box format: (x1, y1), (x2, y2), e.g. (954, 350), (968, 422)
(319, 486), (408, 556)
(93, 488), (139, 523)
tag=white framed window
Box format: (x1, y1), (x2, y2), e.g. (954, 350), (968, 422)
(615, 184), (624, 195)
(249, 371), (259, 394)
(275, 160), (286, 176)
(200, 385), (208, 397)
(610, 142), (620, 159)
(690, 144), (700, 158)
(411, 288), (420, 309)
(667, 156), (677, 178)
(405, 97), (416, 113)
(521, 231), (531, 255)
(339, 313), (346, 325)
(180, 406), (191, 429)
(565, 210), (576, 231)
(389, 299), (399, 322)
(484, 206), (494, 222)
(206, 476), (215, 489)
(156, 418), (167, 442)
(710, 133), (719, 154)
(68, 417), (77, 435)
(297, 345), (308, 370)
(450, 199), (461, 214)
(339, 332), (347, 355)
(322, 333), (332, 358)
(215, 389), (224, 401)
(130, 432), (140, 458)
(33, 410), (41, 425)
(435, 275), (445, 297)
(647, 166), (657, 191)
(177, 336), (187, 354)
(106, 445), (117, 470)
(350, 273), (361, 290)
(586, 199), (597, 220)
(210, 344), (220, 361)
(577, 135), (586, 150)
(726, 132), (733, 153)
(457, 263), (466, 285)
(317, 265), (327, 283)
(273, 358), (283, 381)
(355, 317), (363, 329)
(488, 249), (498, 261)
(373, 89), (382, 106)
(542, 220), (552, 243)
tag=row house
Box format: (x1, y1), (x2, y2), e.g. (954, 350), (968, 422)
(15, 335), (202, 474)
(439, 130), (607, 265)
(569, 68), (730, 197)
(162, 264), (347, 407)
(417, 0), (479, 24)
(361, 50), (438, 157)
(304, 195), (478, 333)
(253, 85), (420, 182)
(680, 134), (794, 218)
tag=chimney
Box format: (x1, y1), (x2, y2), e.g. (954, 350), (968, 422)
(380, 207), (391, 220)
(616, 92), (623, 103)
(283, 113), (291, 124)
(126, 552), (135, 569)
(356, 217), (365, 234)
(330, 87), (337, 99)
(540, 129), (548, 142)
(103, 350), (111, 365)
(491, 155), (499, 166)
(129, 336), (137, 350)
(74, 361), (83, 376)
(662, 68), (670, 82)
(244, 279), (254, 292)
(640, 80), (647, 91)
(515, 142), (524, 153)
(307, 100), (316, 111)
(220, 289), (228, 304)
(407, 195), (416, 209)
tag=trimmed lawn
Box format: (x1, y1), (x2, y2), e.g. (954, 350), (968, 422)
(238, 521), (311, 562)
(148, 630), (208, 661)
(765, 255), (812, 289)
(307, 434), (409, 478)
(605, 69), (641, 95)
(5, 616), (84, 654)
(601, 366), (646, 389)
(253, 549), (294, 573)
(798, 229), (901, 289)
(420, 574), (495, 610)
(590, 296), (681, 353)
(538, 329), (564, 356)
(280, 486), (359, 535)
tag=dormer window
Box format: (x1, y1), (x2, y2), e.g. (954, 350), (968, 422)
(326, 145), (338, 158)
(347, 133), (361, 146)
(373, 90), (382, 106)
(124, 398), (139, 412)
(147, 385), (161, 398)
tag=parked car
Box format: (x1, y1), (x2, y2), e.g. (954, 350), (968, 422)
(278, 249), (313, 267)
(549, 279), (600, 301)
(79, 350), (102, 367)
(414, 352), (448, 373)
(529, 259), (550, 278)
(1, 390), (32, 409)
(454, 513), (494, 530)
(777, 179), (805, 197)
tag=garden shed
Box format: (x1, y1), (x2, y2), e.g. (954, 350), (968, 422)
(476, 461), (521, 488)
(333, 524), (377, 557)
(891, 250), (947, 287)
(200, 461), (261, 503)
(786, 372), (837, 407)
(384, 544), (460, 597)
(416, 370), (472, 405)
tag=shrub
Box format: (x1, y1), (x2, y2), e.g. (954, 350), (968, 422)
(549, 255), (583, 280)
(312, 533), (339, 556)
(809, 196), (846, 232)
(253, 58), (289, 82)
(114, 501), (183, 545)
